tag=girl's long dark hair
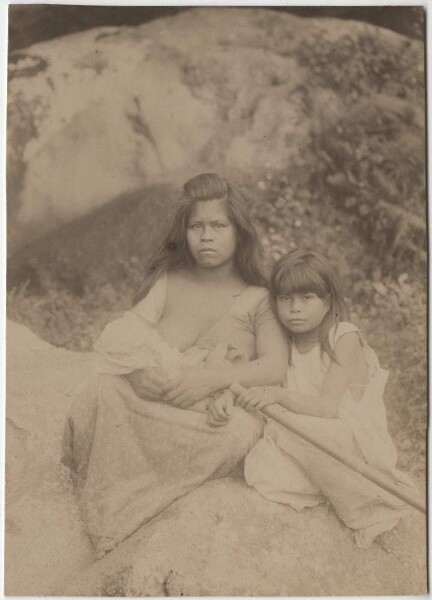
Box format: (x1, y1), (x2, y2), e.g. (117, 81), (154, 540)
(270, 249), (347, 364)
(133, 173), (267, 305)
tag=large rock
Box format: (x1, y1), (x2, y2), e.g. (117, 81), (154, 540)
(5, 321), (94, 595)
(7, 8), (423, 252)
(5, 320), (427, 595)
(61, 478), (427, 597)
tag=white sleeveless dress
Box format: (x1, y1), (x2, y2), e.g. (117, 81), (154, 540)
(244, 322), (416, 548)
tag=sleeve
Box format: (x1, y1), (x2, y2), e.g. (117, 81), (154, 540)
(253, 292), (276, 331)
(330, 321), (362, 347)
(331, 321), (381, 376)
(233, 287), (276, 334)
(94, 275), (171, 374)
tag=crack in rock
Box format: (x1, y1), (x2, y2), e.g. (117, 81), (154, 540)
(126, 96), (164, 172)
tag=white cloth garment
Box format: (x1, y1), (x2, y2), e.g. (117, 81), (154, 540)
(245, 322), (416, 548)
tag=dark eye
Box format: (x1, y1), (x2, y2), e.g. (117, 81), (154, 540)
(304, 293), (316, 300)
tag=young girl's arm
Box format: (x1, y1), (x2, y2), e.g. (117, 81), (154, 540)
(163, 317), (288, 408)
(235, 332), (369, 418)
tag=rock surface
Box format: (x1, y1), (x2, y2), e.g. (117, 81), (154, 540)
(61, 477), (427, 597)
(5, 320), (427, 596)
(7, 8), (423, 252)
(5, 321), (94, 595)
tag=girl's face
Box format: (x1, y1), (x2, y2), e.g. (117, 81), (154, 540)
(276, 291), (330, 337)
(186, 199), (237, 269)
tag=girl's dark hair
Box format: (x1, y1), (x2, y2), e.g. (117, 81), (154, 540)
(133, 173), (266, 305)
(270, 249), (347, 364)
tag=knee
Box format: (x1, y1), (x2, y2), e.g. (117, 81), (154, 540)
(67, 374), (121, 420)
(93, 373), (133, 403)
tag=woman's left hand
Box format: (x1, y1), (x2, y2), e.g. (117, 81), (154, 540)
(162, 369), (223, 408)
(234, 386), (276, 412)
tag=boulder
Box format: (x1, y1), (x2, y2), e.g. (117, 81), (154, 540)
(5, 321), (94, 595)
(61, 479), (427, 597)
(7, 8), (423, 252)
(5, 320), (427, 595)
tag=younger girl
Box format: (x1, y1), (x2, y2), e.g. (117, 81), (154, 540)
(233, 249), (416, 548)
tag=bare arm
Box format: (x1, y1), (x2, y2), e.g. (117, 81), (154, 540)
(164, 317), (288, 407)
(235, 332), (369, 418)
(210, 316), (288, 388)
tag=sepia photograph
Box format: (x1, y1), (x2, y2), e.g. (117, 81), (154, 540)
(4, 3), (427, 596)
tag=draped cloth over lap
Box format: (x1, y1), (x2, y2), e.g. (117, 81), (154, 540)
(62, 280), (272, 556)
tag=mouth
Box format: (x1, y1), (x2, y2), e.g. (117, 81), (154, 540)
(199, 248), (217, 253)
(287, 319), (305, 324)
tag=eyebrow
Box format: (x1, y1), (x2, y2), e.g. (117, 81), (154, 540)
(189, 218), (229, 224)
(278, 289), (317, 295)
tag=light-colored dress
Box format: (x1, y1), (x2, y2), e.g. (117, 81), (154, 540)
(244, 322), (415, 548)
(62, 276), (273, 556)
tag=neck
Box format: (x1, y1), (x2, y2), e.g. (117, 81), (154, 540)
(190, 261), (240, 285)
(293, 328), (321, 353)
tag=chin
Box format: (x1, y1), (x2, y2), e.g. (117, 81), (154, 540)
(197, 260), (221, 269)
(286, 324), (308, 333)
(197, 256), (228, 268)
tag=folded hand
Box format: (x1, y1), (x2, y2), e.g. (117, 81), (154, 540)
(162, 369), (222, 408)
(126, 367), (175, 401)
(206, 391), (234, 427)
(233, 386), (276, 412)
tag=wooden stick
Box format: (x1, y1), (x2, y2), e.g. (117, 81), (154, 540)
(230, 384), (426, 515)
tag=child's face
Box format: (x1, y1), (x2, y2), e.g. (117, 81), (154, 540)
(187, 199), (237, 269)
(276, 291), (330, 337)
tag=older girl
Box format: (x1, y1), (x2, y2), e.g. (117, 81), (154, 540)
(62, 173), (287, 557)
(233, 250), (416, 548)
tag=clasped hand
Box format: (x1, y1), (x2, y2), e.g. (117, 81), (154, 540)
(126, 367), (175, 401)
(206, 386), (277, 428)
(162, 368), (222, 407)
(128, 367), (277, 414)
(206, 390), (234, 427)
(233, 385), (276, 412)
(128, 367), (221, 408)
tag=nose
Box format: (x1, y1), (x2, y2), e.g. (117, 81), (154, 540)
(290, 297), (301, 312)
(200, 226), (214, 241)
